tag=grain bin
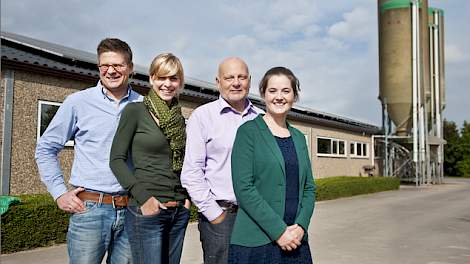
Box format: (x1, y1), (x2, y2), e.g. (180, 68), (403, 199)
(378, 0), (429, 136)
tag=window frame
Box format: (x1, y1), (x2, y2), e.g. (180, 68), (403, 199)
(316, 136), (347, 158)
(37, 100), (74, 147)
(350, 141), (369, 159)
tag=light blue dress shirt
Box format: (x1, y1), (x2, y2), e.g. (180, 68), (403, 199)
(35, 82), (142, 200)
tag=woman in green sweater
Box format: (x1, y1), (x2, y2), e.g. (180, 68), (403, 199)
(110, 53), (190, 264)
(229, 67), (315, 263)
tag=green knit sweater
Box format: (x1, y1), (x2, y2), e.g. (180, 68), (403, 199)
(110, 102), (188, 207)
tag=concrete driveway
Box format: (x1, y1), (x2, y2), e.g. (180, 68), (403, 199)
(310, 177), (470, 264)
(2, 177), (469, 264)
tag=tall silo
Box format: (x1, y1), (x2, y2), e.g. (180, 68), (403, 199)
(378, 0), (415, 136)
(377, 0), (445, 184)
(378, 0), (430, 136)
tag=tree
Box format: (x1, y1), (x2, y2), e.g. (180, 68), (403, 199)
(443, 119), (461, 176)
(455, 121), (470, 176)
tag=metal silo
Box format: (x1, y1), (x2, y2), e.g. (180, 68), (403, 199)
(378, 0), (430, 136)
(378, 0), (414, 136)
(377, 0), (445, 185)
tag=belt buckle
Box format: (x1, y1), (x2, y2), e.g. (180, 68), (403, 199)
(111, 195), (116, 208)
(111, 195), (125, 208)
(112, 195), (127, 208)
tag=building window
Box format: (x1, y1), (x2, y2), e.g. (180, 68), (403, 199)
(37, 100), (74, 146)
(316, 137), (347, 157)
(317, 138), (331, 154)
(339, 141), (345, 155)
(350, 141), (368, 158)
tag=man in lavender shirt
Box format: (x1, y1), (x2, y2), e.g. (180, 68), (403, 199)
(181, 57), (260, 263)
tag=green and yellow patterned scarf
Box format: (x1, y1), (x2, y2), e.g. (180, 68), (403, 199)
(144, 89), (186, 172)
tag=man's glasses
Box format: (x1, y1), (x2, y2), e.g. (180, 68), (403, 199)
(98, 63), (127, 73)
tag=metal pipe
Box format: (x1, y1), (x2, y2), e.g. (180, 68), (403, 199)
(384, 98), (389, 176)
(429, 24), (435, 136)
(423, 103), (431, 184)
(433, 10), (443, 184)
(412, 0), (419, 186)
(419, 105), (427, 184)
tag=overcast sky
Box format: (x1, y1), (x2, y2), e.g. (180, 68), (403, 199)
(2, 0), (469, 127)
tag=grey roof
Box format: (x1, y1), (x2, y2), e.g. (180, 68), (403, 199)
(1, 31), (380, 134)
(1, 31), (98, 64)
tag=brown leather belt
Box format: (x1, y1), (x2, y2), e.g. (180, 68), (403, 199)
(162, 200), (184, 208)
(78, 191), (128, 207)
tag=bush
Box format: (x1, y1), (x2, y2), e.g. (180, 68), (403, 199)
(0, 194), (199, 254)
(1, 194), (68, 253)
(1, 176), (399, 253)
(315, 176), (400, 201)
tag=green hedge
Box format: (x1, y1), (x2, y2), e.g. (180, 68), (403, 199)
(1, 194), (69, 253)
(315, 176), (400, 201)
(1, 176), (399, 253)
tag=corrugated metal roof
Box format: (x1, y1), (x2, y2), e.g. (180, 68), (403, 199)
(1, 31), (380, 134)
(1, 31), (98, 64)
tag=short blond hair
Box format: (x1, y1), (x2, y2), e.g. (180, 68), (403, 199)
(149, 53), (184, 88)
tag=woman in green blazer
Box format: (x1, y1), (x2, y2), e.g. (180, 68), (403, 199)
(229, 67), (315, 263)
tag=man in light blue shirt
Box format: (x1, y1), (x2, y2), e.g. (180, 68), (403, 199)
(35, 38), (142, 264)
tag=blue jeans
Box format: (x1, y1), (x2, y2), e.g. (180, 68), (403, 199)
(67, 200), (132, 264)
(125, 205), (190, 264)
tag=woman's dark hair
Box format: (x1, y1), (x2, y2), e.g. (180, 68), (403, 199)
(259, 66), (300, 101)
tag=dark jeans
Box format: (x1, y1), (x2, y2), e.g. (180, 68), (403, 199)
(198, 211), (237, 264)
(125, 205), (190, 264)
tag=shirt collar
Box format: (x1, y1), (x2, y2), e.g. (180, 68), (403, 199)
(217, 96), (256, 116)
(97, 81), (132, 102)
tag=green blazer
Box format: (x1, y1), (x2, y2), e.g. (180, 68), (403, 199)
(230, 115), (316, 247)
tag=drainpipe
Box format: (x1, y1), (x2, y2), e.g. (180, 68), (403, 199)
(1, 70), (14, 195)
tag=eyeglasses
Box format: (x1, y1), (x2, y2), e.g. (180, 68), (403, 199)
(97, 63), (128, 73)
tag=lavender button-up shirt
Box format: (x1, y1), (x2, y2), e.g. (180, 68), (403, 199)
(181, 97), (260, 221)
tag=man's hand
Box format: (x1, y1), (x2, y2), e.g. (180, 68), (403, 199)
(140, 197), (167, 216)
(184, 199), (191, 210)
(210, 211), (227, 224)
(276, 227), (302, 251)
(56, 187), (86, 213)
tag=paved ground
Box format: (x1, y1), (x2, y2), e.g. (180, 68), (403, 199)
(2, 177), (470, 264)
(310, 177), (470, 264)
